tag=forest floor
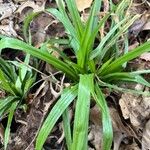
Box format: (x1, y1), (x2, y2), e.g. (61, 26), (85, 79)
(0, 0), (150, 150)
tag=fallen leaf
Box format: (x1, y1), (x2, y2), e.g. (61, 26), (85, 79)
(0, 123), (4, 144)
(89, 105), (102, 149)
(120, 142), (140, 150)
(142, 120), (150, 150)
(119, 91), (150, 128)
(90, 105), (101, 126)
(16, 0), (45, 14)
(75, 0), (93, 11)
(128, 42), (139, 51)
(143, 21), (150, 30)
(88, 124), (103, 150)
(110, 107), (130, 134)
(0, 2), (17, 21)
(113, 132), (126, 150)
(103, 0), (109, 12)
(119, 94), (131, 120)
(140, 52), (150, 61)
(0, 21), (18, 37)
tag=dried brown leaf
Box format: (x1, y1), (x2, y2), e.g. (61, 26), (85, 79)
(110, 107), (130, 134)
(142, 120), (150, 150)
(140, 52), (150, 61)
(120, 142), (140, 150)
(88, 125), (103, 150)
(119, 91), (150, 128)
(16, 0), (45, 14)
(75, 0), (93, 11)
(0, 2), (17, 21)
(0, 123), (4, 144)
(0, 21), (18, 37)
(143, 21), (150, 30)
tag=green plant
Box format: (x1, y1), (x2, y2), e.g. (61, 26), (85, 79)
(0, 11), (39, 149)
(0, 12), (40, 150)
(0, 0), (150, 149)
(0, 57), (36, 149)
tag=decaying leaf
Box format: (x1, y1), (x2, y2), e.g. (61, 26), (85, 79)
(88, 124), (103, 150)
(119, 91), (150, 128)
(0, 21), (18, 37)
(119, 94), (131, 120)
(0, 90), (5, 98)
(109, 107), (130, 134)
(140, 52), (150, 61)
(89, 105), (102, 149)
(0, 123), (4, 144)
(129, 14), (148, 36)
(0, 2), (17, 21)
(143, 21), (150, 30)
(103, 0), (109, 12)
(128, 0), (150, 36)
(119, 142), (140, 150)
(75, 0), (93, 11)
(16, 0), (45, 14)
(142, 119), (150, 150)
(89, 105), (133, 150)
(128, 42), (139, 51)
(113, 132), (126, 150)
(90, 105), (102, 125)
(110, 107), (131, 150)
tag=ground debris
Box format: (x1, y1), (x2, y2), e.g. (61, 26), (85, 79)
(142, 119), (150, 150)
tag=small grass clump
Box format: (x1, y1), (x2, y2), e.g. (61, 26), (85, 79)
(0, 0), (150, 150)
(0, 56), (36, 149)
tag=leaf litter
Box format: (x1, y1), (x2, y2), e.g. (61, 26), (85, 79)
(0, 0), (150, 149)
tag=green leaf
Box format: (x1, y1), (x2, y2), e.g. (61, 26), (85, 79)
(97, 79), (150, 96)
(62, 108), (72, 150)
(92, 83), (113, 150)
(90, 16), (131, 59)
(115, 0), (131, 16)
(0, 96), (16, 112)
(97, 57), (114, 74)
(100, 15), (140, 60)
(36, 85), (78, 150)
(72, 74), (94, 150)
(131, 69), (150, 75)
(15, 54), (31, 91)
(102, 72), (150, 87)
(23, 12), (41, 43)
(101, 41), (150, 75)
(23, 76), (35, 95)
(55, 0), (79, 44)
(0, 37), (78, 80)
(65, 0), (83, 39)
(0, 97), (17, 117)
(47, 8), (79, 51)
(77, 0), (102, 69)
(4, 101), (18, 150)
(0, 57), (17, 83)
(0, 69), (16, 95)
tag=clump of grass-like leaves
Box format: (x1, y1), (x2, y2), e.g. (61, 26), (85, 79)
(0, 0), (150, 149)
(0, 56), (36, 149)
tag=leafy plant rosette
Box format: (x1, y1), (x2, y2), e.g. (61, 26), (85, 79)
(0, 56), (36, 149)
(0, 0), (150, 149)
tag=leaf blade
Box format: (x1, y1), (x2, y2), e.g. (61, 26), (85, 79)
(72, 74), (94, 150)
(0, 37), (78, 80)
(35, 85), (78, 150)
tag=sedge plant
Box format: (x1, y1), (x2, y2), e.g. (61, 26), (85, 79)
(0, 0), (150, 149)
(0, 13), (37, 149)
(0, 57), (36, 150)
